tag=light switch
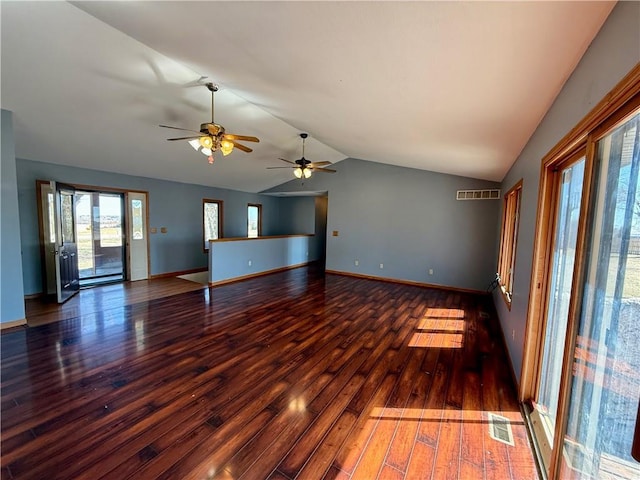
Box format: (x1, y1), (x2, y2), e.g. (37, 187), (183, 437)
(150, 227), (157, 234)
(332, 230), (339, 237)
(160, 227), (167, 234)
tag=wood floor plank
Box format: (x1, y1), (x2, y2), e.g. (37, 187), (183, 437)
(405, 440), (437, 480)
(378, 464), (405, 480)
(460, 370), (486, 473)
(383, 372), (431, 473)
(294, 409), (359, 480)
(430, 408), (462, 480)
(350, 335), (428, 479)
(0, 266), (537, 480)
(415, 348), (452, 447)
(480, 330), (514, 480)
(332, 372), (400, 476)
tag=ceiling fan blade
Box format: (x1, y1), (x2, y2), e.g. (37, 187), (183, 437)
(309, 161), (332, 167)
(159, 124), (203, 135)
(278, 158), (297, 165)
(266, 166), (295, 170)
(312, 167), (337, 173)
(167, 136), (203, 141)
(224, 134), (260, 143)
(231, 141), (253, 153)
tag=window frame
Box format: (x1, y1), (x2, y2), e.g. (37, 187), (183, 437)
(203, 198), (223, 252)
(247, 203), (262, 238)
(497, 179), (523, 309)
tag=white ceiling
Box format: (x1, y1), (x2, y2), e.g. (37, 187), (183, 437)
(1, 1), (614, 193)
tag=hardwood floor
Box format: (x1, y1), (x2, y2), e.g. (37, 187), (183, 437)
(1, 267), (538, 479)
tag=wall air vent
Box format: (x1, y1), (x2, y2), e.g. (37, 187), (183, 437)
(456, 189), (501, 200)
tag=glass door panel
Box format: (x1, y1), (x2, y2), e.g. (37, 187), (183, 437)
(534, 156), (586, 469)
(75, 192), (94, 278)
(75, 191), (125, 285)
(561, 111), (640, 479)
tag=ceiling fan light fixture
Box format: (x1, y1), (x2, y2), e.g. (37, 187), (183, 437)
(220, 139), (234, 156)
(161, 82), (259, 166)
(188, 139), (201, 151)
(199, 136), (214, 149)
(303, 168), (312, 179)
(293, 168), (303, 179)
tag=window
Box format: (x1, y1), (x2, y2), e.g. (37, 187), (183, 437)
(497, 180), (522, 307)
(131, 199), (143, 240)
(203, 199), (223, 250)
(47, 192), (56, 243)
(248, 203), (262, 238)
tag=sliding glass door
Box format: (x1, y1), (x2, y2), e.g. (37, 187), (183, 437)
(525, 92), (640, 479)
(559, 111), (640, 479)
(75, 191), (125, 285)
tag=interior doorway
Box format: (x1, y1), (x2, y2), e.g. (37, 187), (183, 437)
(75, 190), (126, 286)
(315, 195), (328, 269)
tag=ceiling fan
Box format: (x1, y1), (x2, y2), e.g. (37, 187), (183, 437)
(160, 82), (259, 164)
(268, 133), (336, 178)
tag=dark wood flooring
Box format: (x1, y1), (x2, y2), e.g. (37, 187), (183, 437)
(1, 266), (538, 479)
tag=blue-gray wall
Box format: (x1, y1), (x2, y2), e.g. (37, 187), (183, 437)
(277, 196), (316, 234)
(264, 158), (501, 292)
(1, 110), (26, 323)
(209, 236), (313, 283)
(16, 158), (309, 295)
(494, 0), (640, 382)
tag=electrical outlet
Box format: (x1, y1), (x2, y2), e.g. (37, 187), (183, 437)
(248, 260), (252, 267)
(512, 329), (516, 341)
(379, 263), (384, 269)
(429, 269), (433, 275)
(354, 260), (359, 266)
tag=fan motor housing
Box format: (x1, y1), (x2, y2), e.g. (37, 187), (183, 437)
(201, 123), (224, 135)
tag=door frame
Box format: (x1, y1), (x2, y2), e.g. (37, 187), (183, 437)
(36, 180), (57, 296)
(37, 180), (150, 292)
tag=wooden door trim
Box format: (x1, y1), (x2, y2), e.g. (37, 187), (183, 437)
(521, 147), (586, 404)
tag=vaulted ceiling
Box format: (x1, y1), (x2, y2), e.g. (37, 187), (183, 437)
(1, 1), (614, 192)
